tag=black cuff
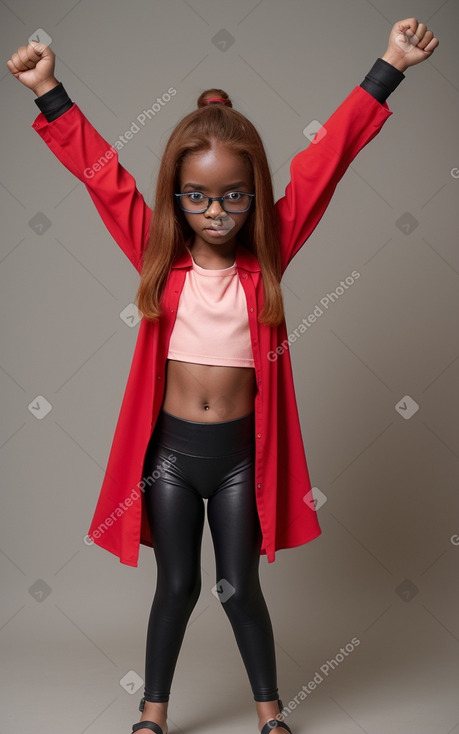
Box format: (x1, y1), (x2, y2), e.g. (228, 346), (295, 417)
(34, 81), (73, 122)
(360, 57), (405, 104)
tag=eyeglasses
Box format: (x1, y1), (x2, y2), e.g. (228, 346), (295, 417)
(175, 191), (255, 214)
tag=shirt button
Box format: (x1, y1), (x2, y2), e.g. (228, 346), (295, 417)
(242, 273), (248, 279)
(250, 307), (254, 312)
(257, 433), (261, 439)
(257, 483), (261, 489)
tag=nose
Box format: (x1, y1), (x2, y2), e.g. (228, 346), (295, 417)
(205, 199), (226, 218)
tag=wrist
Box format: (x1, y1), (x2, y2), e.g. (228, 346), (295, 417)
(381, 53), (408, 73)
(34, 77), (59, 98)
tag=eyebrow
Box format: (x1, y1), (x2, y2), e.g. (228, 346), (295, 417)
(181, 181), (250, 191)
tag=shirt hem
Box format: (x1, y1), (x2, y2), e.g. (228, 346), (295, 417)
(167, 352), (255, 368)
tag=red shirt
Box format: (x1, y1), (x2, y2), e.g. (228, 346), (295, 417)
(32, 85), (393, 566)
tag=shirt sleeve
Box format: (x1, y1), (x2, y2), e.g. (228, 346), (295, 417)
(34, 81), (74, 121)
(31, 89), (152, 273)
(276, 61), (400, 272)
(360, 57), (405, 103)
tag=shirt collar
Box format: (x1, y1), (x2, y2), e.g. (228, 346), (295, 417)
(171, 242), (261, 272)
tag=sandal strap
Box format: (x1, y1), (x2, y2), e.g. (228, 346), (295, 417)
(132, 721), (165, 734)
(261, 719), (292, 734)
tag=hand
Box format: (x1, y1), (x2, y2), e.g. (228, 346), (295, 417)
(381, 18), (439, 72)
(6, 40), (58, 95)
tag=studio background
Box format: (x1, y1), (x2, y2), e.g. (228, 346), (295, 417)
(1, 1), (458, 733)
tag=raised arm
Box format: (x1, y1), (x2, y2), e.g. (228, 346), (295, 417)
(276, 17), (439, 274)
(7, 41), (152, 274)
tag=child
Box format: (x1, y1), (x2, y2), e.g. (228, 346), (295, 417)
(7, 17), (438, 734)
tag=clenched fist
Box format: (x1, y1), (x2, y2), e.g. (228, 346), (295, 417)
(6, 41), (58, 96)
(382, 18), (439, 72)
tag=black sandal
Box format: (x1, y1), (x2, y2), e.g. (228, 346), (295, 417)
(260, 698), (292, 734)
(131, 697), (168, 734)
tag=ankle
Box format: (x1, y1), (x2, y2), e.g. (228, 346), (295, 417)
(140, 699), (168, 720)
(256, 701), (280, 723)
(255, 698), (285, 731)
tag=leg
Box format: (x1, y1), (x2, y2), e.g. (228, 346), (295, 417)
(207, 452), (289, 730)
(140, 443), (205, 731)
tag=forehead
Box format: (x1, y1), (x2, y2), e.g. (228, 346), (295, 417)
(179, 142), (252, 186)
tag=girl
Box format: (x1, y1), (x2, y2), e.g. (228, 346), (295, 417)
(7, 18), (438, 734)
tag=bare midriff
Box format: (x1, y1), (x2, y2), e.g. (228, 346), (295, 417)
(161, 359), (257, 423)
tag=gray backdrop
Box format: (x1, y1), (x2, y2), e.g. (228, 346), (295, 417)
(1, 1), (458, 733)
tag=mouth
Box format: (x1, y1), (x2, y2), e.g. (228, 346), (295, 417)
(203, 227), (229, 236)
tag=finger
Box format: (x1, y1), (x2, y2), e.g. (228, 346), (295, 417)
(392, 18), (421, 51)
(423, 37), (439, 53)
(17, 46), (37, 70)
(25, 43), (44, 62)
(403, 27), (421, 47)
(416, 29), (433, 50)
(6, 58), (20, 75)
(396, 17), (419, 34)
(28, 40), (48, 57)
(25, 42), (48, 66)
(414, 22), (427, 41)
(10, 50), (31, 72)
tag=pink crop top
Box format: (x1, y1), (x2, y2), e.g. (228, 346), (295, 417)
(167, 250), (255, 368)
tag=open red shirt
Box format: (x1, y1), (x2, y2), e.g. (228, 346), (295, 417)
(32, 86), (393, 566)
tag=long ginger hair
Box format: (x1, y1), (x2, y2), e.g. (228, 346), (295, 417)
(135, 88), (285, 326)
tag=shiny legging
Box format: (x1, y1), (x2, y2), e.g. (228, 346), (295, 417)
(141, 407), (279, 703)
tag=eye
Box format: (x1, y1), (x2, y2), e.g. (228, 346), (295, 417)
(187, 192), (205, 201)
(225, 192), (244, 201)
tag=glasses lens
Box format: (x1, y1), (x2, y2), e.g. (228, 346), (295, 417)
(180, 193), (209, 212)
(177, 192), (253, 213)
(222, 193), (251, 212)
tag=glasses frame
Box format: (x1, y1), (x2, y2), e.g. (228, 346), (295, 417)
(174, 191), (255, 214)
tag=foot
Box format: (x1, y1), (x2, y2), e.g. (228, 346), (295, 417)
(135, 699), (168, 734)
(256, 699), (291, 733)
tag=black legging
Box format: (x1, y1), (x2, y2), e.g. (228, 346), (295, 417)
(141, 407), (279, 703)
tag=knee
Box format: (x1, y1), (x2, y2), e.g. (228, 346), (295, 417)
(161, 573), (202, 610)
(217, 577), (260, 612)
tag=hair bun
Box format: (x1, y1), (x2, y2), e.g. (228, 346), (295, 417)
(197, 88), (232, 109)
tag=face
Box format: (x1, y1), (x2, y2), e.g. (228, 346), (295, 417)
(177, 141), (254, 254)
